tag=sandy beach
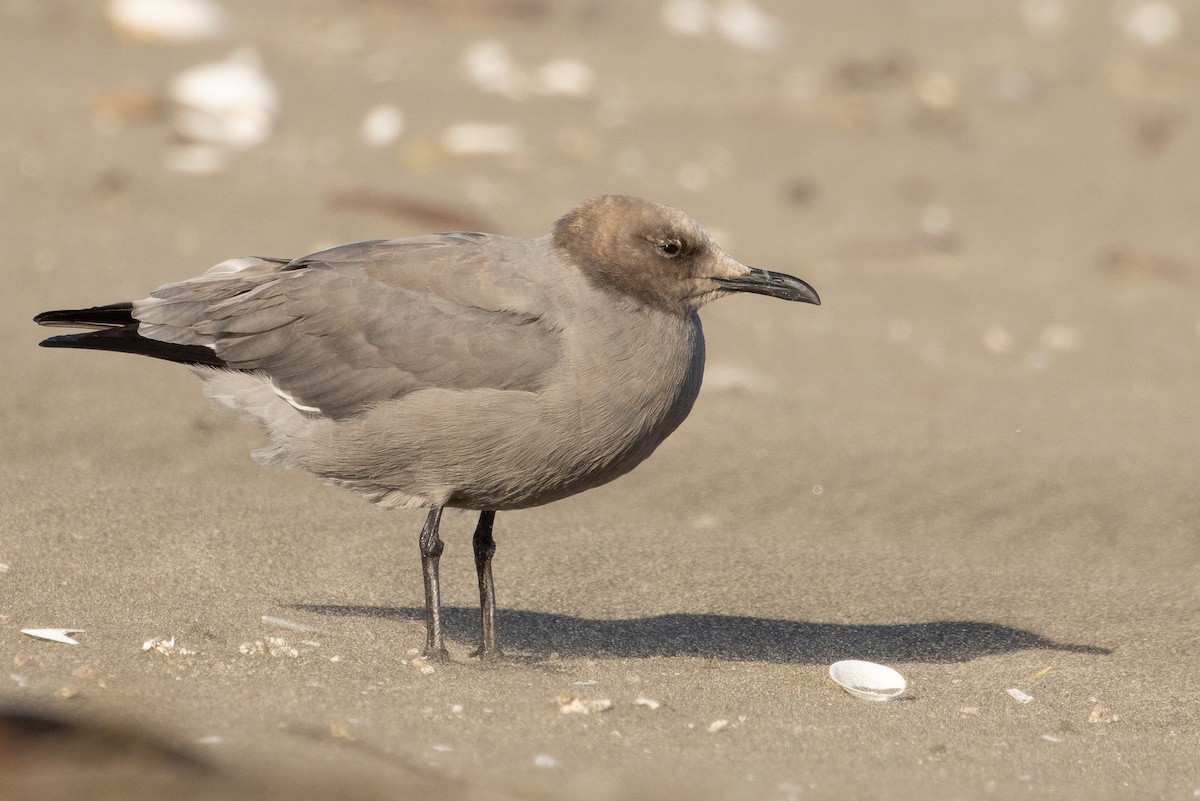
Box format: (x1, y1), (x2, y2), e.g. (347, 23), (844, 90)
(3, 2), (1199, 798)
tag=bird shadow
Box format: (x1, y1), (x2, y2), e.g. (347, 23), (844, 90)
(288, 604), (1110, 664)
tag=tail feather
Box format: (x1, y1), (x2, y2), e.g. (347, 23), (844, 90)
(33, 303), (137, 330)
(36, 303), (228, 368)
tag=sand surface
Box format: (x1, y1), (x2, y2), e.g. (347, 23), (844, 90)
(3, 2), (1199, 798)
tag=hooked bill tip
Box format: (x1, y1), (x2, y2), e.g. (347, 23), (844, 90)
(715, 268), (820, 305)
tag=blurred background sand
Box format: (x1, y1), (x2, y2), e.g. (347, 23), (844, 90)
(2, 1), (1199, 798)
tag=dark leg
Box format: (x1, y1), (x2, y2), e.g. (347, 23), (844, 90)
(471, 510), (501, 660)
(419, 507), (450, 662)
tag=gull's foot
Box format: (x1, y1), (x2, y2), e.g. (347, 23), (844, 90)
(469, 644), (504, 663)
(422, 645), (452, 664)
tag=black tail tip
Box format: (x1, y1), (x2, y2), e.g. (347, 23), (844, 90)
(34, 303), (136, 329)
(38, 334), (78, 348)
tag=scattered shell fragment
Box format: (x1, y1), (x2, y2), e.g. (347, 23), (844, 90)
(634, 697), (661, 710)
(1088, 704), (1119, 723)
(239, 637), (300, 658)
(21, 628), (83, 646)
(143, 636), (197, 656)
(1121, 1), (1181, 47)
(169, 49), (279, 149)
(462, 40), (522, 96)
(533, 754), (558, 768)
(441, 123), (523, 155)
(107, 0), (228, 42)
(828, 660), (906, 701)
(361, 104), (404, 147)
(556, 693), (613, 714)
(707, 719), (730, 733)
(533, 59), (594, 97)
(1007, 687), (1034, 703)
(714, 0), (781, 51)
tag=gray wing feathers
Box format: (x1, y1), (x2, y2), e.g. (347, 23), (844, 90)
(132, 239), (562, 418)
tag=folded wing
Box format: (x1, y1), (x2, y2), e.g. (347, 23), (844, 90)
(134, 235), (562, 419)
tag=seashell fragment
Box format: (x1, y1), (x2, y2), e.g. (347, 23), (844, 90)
(169, 49), (279, 149)
(108, 0), (228, 42)
(361, 104), (405, 147)
(462, 40), (523, 96)
(533, 59), (594, 97)
(828, 660), (906, 701)
(1007, 687), (1034, 703)
(1121, 1), (1181, 48)
(714, 0), (781, 51)
(21, 628), (84, 646)
(555, 693), (613, 714)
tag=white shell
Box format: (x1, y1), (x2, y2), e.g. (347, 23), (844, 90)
(169, 49), (279, 149)
(108, 0), (228, 42)
(1007, 687), (1034, 703)
(828, 660), (907, 701)
(533, 59), (594, 97)
(714, 0), (781, 51)
(462, 40), (522, 96)
(361, 104), (404, 147)
(21, 628), (83, 645)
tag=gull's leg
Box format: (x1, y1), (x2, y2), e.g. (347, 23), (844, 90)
(470, 510), (501, 660)
(418, 506), (450, 662)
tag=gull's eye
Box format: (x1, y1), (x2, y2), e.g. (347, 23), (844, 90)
(658, 238), (683, 257)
